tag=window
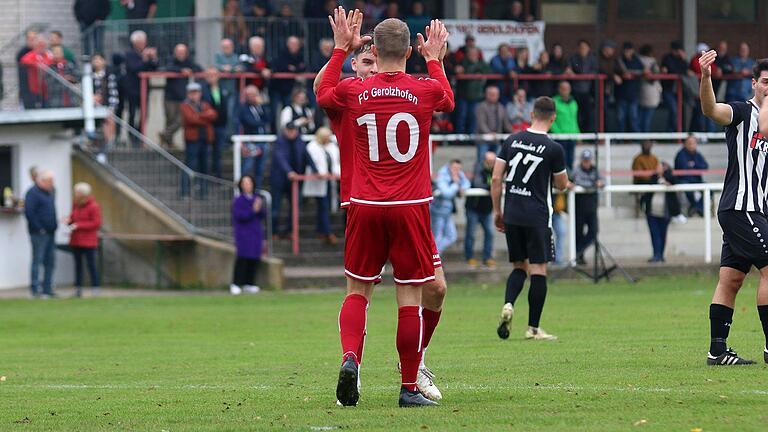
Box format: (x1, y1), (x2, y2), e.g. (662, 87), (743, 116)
(0, 147), (12, 197)
(617, 0), (678, 20)
(540, 0), (597, 24)
(699, 0), (756, 22)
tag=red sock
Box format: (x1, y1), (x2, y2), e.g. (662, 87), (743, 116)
(421, 308), (442, 352)
(397, 306), (423, 391)
(339, 294), (368, 364)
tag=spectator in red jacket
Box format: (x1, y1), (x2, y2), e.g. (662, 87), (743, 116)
(180, 82), (218, 196)
(19, 35), (53, 109)
(65, 182), (102, 297)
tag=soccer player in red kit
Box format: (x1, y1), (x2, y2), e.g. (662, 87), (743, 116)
(313, 11), (448, 402)
(317, 8), (454, 407)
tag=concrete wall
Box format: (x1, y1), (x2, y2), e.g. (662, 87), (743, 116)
(0, 124), (74, 289)
(72, 153), (283, 289)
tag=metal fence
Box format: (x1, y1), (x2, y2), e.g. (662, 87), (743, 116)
(40, 63), (272, 252)
(80, 17), (333, 68)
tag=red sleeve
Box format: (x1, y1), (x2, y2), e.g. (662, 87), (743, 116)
(426, 60), (455, 113)
(317, 48), (349, 110)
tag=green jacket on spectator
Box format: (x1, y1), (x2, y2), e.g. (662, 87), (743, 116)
(457, 60), (492, 102)
(551, 95), (580, 134)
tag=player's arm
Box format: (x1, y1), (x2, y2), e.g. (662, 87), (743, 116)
(699, 50), (733, 126)
(418, 20), (455, 112)
(760, 97), (768, 137)
(316, 7), (370, 108)
(553, 171), (571, 191)
(313, 61), (345, 95)
(491, 157), (507, 233)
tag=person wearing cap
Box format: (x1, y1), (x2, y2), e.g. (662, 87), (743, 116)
(597, 39), (618, 105)
(180, 81), (217, 196)
(270, 123), (312, 239)
(690, 43), (721, 132)
(615, 41), (644, 132)
(661, 41), (692, 132)
(572, 149), (605, 264)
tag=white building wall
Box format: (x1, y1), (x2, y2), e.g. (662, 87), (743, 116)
(0, 123), (74, 290)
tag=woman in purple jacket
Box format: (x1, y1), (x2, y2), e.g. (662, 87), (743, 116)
(231, 175), (265, 295)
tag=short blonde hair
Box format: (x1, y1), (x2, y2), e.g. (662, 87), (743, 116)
(74, 182), (91, 196)
(373, 19), (410, 61)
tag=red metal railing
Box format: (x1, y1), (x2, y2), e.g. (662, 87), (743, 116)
(136, 71), (730, 136)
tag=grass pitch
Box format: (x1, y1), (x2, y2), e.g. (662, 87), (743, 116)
(1, 274), (767, 431)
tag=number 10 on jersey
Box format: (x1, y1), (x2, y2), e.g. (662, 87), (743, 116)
(357, 113), (420, 163)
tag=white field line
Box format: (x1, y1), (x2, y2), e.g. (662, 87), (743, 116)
(4, 382), (768, 396)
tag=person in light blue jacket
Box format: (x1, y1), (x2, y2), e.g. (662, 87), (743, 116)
(431, 160), (471, 253)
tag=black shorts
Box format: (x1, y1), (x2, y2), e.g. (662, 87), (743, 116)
(718, 210), (768, 273)
(504, 224), (554, 264)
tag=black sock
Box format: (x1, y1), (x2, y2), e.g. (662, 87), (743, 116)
(758, 305), (768, 350)
(709, 303), (734, 356)
(505, 269), (527, 305)
(528, 275), (547, 328)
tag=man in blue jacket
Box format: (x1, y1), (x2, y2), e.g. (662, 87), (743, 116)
(270, 123), (313, 239)
(431, 160), (471, 253)
(24, 170), (58, 298)
(675, 134), (709, 217)
(238, 85), (272, 188)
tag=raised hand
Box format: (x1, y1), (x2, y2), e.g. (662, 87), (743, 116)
(417, 19), (450, 63)
(328, 7), (370, 53)
(698, 50), (717, 79)
(349, 8), (372, 52)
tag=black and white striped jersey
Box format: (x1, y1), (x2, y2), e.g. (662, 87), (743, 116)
(718, 99), (768, 214)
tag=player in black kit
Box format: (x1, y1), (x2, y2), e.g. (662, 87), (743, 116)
(700, 50), (768, 365)
(491, 97), (572, 341)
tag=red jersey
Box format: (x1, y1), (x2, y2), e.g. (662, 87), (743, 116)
(325, 94), (355, 207)
(317, 49), (454, 206)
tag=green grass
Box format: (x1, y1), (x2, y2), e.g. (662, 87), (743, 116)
(1, 275), (767, 431)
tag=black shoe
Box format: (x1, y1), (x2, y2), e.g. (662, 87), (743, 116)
(706, 348), (756, 365)
(398, 386), (438, 407)
(764, 348), (768, 364)
(336, 356), (359, 406)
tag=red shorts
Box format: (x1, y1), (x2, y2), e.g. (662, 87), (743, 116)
(345, 204), (436, 285)
(430, 234), (442, 269)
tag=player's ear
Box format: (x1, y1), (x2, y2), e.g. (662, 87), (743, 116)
(405, 46), (412, 60)
(351, 57), (358, 72)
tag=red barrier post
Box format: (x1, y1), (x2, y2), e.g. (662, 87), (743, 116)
(292, 179), (300, 256)
(598, 77), (605, 133)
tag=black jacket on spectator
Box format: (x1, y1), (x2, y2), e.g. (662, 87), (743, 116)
(164, 58), (202, 102)
(238, 102), (272, 134)
(616, 54), (644, 102)
(202, 84), (231, 128)
(569, 53), (598, 94)
(661, 53), (688, 93)
(270, 134), (314, 189)
(124, 49), (158, 98)
(74, 0), (111, 27)
(466, 162), (493, 214)
(125, 0), (156, 19)
(641, 166), (682, 218)
(271, 50), (306, 96)
(24, 186), (57, 235)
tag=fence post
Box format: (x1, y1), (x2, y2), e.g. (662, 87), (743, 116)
(568, 188), (577, 263)
(605, 136), (612, 208)
(233, 138), (242, 183)
(292, 179), (300, 256)
(704, 186), (712, 263)
(82, 61), (95, 135)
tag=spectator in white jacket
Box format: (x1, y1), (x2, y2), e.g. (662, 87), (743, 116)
(303, 127), (340, 245)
